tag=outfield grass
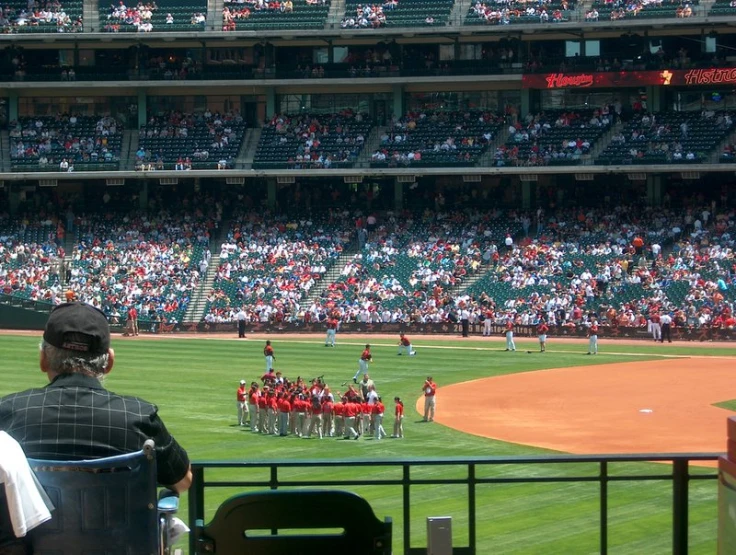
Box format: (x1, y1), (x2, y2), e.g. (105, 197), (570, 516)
(1, 334), (733, 554)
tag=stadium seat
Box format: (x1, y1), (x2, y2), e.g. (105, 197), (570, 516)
(193, 490), (392, 555)
(27, 439), (179, 555)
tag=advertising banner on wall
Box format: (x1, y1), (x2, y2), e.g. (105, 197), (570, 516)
(521, 69), (736, 89)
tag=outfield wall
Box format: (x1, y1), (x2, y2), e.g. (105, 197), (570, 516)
(0, 304), (52, 330)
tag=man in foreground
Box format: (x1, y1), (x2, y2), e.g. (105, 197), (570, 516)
(0, 302), (192, 492)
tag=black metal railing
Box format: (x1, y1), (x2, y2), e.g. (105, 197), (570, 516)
(189, 452), (720, 555)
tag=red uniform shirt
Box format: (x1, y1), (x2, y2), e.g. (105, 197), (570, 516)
(395, 403), (404, 418)
(650, 314), (660, 324)
(361, 349), (372, 361)
(505, 320), (513, 331)
(327, 319), (338, 330)
(344, 402), (358, 418)
(333, 403), (343, 416)
(264, 345), (274, 356)
(268, 396), (278, 410)
(257, 396), (267, 409)
(237, 386), (247, 402)
(400, 336), (411, 346)
(322, 400), (333, 414)
(424, 381), (437, 397)
(278, 398), (291, 413)
(373, 401), (385, 415)
(590, 323), (599, 334)
(249, 390), (260, 405)
(362, 402), (371, 415)
(537, 323), (549, 335)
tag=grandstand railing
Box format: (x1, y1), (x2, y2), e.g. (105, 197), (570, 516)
(0, 293), (55, 312)
(189, 452), (719, 555)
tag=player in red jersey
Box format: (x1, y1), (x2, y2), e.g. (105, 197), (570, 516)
(236, 379), (248, 426)
(397, 333), (416, 356)
(537, 320), (549, 352)
(586, 317), (599, 355)
(263, 340), (275, 372)
(351, 344), (373, 383)
(372, 397), (387, 440)
(325, 317), (338, 347)
(392, 397), (404, 438)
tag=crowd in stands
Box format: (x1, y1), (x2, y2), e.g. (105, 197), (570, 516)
(258, 111), (369, 169)
(203, 210), (353, 323)
(494, 109), (611, 166)
(104, 1), (205, 32)
(371, 110), (502, 166)
(594, 0), (695, 20)
(136, 109), (245, 171)
(470, 0), (573, 25)
(341, 2), (391, 28)
(199, 202), (735, 334)
(0, 0), (82, 33)
(9, 115), (122, 168)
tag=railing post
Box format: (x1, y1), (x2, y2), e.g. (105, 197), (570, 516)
(270, 465), (279, 536)
(600, 461), (608, 555)
(403, 464), (411, 555)
(468, 463), (476, 555)
(188, 465), (205, 555)
(673, 458), (689, 555)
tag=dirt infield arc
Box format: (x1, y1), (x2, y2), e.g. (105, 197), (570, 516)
(423, 358), (736, 456)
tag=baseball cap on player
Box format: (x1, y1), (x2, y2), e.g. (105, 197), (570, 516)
(240, 380), (246, 385)
(43, 302), (110, 355)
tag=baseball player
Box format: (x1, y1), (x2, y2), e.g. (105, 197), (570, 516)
(264, 340), (275, 372)
(236, 379), (248, 426)
(352, 344), (373, 383)
(392, 397), (404, 438)
(397, 333), (416, 356)
(325, 317), (338, 347)
(248, 383), (260, 431)
(482, 307), (493, 337)
(537, 320), (549, 353)
(422, 376), (437, 422)
(586, 318), (599, 355)
(373, 397), (387, 440)
(650, 312), (662, 342)
(504, 317), (516, 351)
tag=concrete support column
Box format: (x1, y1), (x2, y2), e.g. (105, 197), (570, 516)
(646, 86), (661, 112)
(647, 175), (662, 206)
(266, 88), (276, 120)
(139, 181), (148, 209)
(394, 179), (403, 211)
(520, 89), (530, 123)
(522, 179), (532, 210)
(137, 90), (147, 128)
(267, 178), (277, 210)
(391, 84), (403, 121)
(8, 92), (18, 121)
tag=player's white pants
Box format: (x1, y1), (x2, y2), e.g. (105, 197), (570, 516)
(325, 329), (336, 346)
(483, 319), (492, 336)
(651, 323), (661, 341)
(398, 344), (414, 355)
(506, 331), (516, 351)
(353, 359), (368, 380)
(265, 355), (274, 372)
(588, 335), (598, 354)
(237, 401), (247, 425)
(374, 414), (386, 439)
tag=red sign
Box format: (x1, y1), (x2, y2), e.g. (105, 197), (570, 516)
(522, 69), (736, 90)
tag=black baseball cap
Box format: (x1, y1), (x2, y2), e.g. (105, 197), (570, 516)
(43, 302), (111, 355)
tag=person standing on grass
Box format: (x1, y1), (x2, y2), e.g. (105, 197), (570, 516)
(504, 316), (516, 351)
(537, 319), (549, 352)
(322, 395), (334, 437)
(392, 397), (404, 438)
(248, 382), (260, 431)
(263, 340), (275, 372)
(343, 398), (360, 440)
(237, 379), (248, 426)
(397, 332), (416, 356)
(422, 376), (437, 422)
(127, 305), (139, 336)
(277, 392), (291, 436)
(352, 344), (373, 383)
(586, 317), (599, 355)
(373, 397), (387, 440)
(325, 317), (338, 347)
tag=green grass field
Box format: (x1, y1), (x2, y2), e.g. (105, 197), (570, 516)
(1, 334), (735, 554)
